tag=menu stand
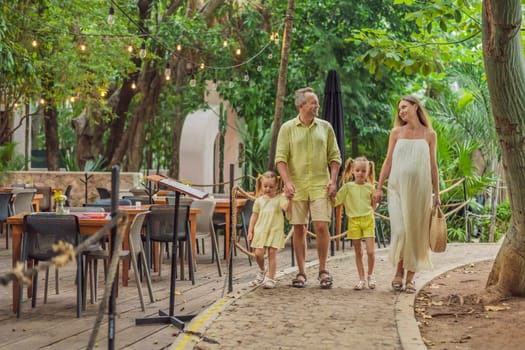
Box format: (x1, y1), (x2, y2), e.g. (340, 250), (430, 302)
(135, 175), (207, 329)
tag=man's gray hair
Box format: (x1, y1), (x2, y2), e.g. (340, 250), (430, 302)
(295, 87), (315, 108)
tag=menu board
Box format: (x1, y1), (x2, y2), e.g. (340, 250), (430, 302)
(146, 175), (208, 200)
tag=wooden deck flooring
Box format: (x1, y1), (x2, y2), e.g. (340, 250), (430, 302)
(0, 233), (338, 349)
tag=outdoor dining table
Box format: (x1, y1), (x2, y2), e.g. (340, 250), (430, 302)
(152, 196), (246, 260)
(7, 205), (201, 314)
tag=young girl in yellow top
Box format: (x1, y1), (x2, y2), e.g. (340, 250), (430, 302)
(247, 171), (290, 289)
(333, 157), (378, 290)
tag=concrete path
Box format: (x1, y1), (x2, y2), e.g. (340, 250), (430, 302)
(171, 243), (501, 350)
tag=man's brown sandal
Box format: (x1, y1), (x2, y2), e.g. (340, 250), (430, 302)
(318, 270), (333, 289)
(292, 272), (307, 288)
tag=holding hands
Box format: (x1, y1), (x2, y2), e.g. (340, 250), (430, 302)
(372, 189), (383, 204)
(284, 181), (296, 200)
(326, 180), (337, 199)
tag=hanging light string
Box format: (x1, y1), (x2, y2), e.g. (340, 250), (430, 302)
(107, 0), (284, 71)
(9, 1), (284, 102)
(10, 0), (283, 71)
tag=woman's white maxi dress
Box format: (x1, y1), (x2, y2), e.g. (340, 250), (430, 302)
(388, 139), (433, 272)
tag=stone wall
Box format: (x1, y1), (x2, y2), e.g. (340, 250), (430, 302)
(2, 171), (142, 207)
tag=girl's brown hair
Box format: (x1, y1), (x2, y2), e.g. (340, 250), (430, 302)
(341, 157), (375, 185)
(255, 171), (282, 196)
(395, 95), (432, 128)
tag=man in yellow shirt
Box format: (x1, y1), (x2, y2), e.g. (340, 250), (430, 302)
(275, 87), (342, 289)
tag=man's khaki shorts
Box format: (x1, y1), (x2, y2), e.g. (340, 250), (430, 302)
(288, 198), (332, 224)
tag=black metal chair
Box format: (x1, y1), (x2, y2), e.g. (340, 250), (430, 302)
(64, 184), (73, 207)
(18, 214), (83, 318)
(145, 204), (195, 284)
(0, 192), (13, 249)
(96, 187), (111, 199)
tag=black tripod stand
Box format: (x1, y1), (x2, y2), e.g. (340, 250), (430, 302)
(135, 176), (207, 329)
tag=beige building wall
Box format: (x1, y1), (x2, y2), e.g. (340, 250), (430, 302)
(179, 82), (242, 193)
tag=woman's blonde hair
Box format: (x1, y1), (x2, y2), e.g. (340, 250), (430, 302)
(255, 171), (283, 196)
(341, 156), (376, 185)
(395, 95), (432, 128)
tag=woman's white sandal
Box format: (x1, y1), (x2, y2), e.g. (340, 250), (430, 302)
(353, 280), (366, 290)
(263, 278), (276, 289)
(368, 274), (376, 289)
(249, 270), (266, 286)
(405, 280), (416, 294)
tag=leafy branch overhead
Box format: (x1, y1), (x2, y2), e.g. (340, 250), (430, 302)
(348, 0), (482, 78)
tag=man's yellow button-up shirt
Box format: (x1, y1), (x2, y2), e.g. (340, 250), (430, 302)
(275, 116), (342, 201)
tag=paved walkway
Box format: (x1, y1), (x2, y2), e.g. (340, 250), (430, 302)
(171, 243), (501, 350)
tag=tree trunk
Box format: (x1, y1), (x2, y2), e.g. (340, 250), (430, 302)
(481, 0), (525, 301)
(124, 65), (162, 172)
(43, 103), (59, 171)
(104, 79), (137, 165)
(169, 59), (187, 179)
(71, 105), (106, 170)
(267, 0), (295, 170)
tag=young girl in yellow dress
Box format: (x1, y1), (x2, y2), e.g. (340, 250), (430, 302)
(247, 171), (290, 289)
(333, 157), (378, 290)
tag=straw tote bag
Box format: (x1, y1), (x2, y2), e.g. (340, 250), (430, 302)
(429, 205), (447, 253)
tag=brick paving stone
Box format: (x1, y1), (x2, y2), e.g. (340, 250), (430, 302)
(172, 243), (501, 350)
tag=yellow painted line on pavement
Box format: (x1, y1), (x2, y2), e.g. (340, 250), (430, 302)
(172, 297), (231, 350)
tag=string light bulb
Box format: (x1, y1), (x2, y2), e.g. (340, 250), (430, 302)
(223, 40), (228, 47)
(200, 62), (205, 70)
(107, 6), (115, 25)
(229, 77), (234, 88)
(79, 43), (87, 51)
(31, 39), (38, 47)
(243, 71), (250, 82)
(235, 48), (241, 56)
(176, 44), (182, 51)
(139, 42), (147, 59)
(189, 74), (196, 87)
(127, 45), (133, 53)
(273, 32), (280, 44)
(164, 62), (171, 80)
(39, 98), (45, 104)
(268, 52), (273, 59)
(257, 63), (262, 72)
(131, 81), (137, 89)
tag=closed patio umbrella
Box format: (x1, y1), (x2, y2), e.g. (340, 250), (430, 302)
(322, 69), (346, 256)
(322, 69), (346, 171)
